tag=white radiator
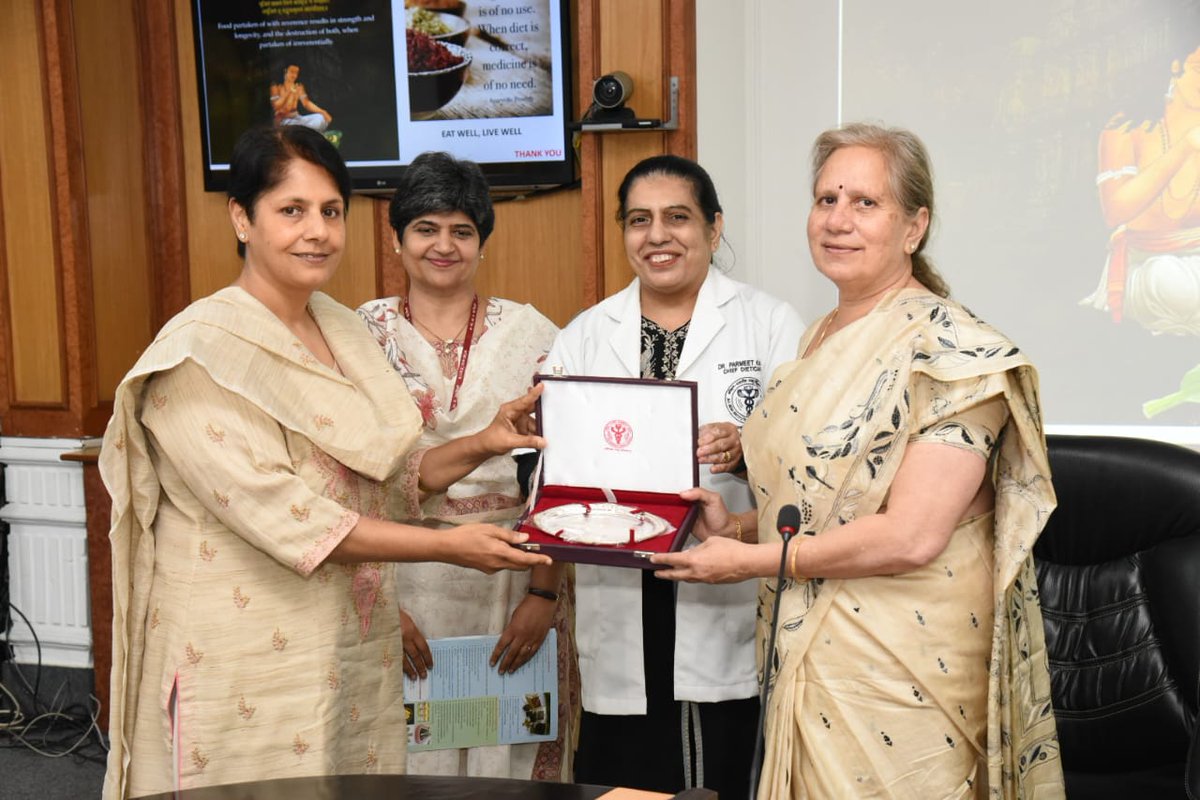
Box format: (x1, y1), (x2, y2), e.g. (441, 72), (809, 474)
(0, 436), (100, 668)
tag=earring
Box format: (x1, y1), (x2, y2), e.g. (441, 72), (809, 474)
(394, 246), (400, 253)
(237, 231), (247, 242)
(479, 251), (485, 262)
(1166, 76), (1178, 101)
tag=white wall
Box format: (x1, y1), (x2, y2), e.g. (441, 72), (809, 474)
(698, 0), (1200, 443)
(697, 0), (839, 325)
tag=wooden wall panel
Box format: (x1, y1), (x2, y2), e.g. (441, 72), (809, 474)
(595, 0), (666, 300)
(477, 190), (583, 328)
(577, 0), (695, 304)
(0, 1), (65, 405)
(0, 142), (9, 422)
(1, 0), (115, 436)
(136, 0), (191, 333)
(323, 196), (384, 309)
(75, 0), (153, 405)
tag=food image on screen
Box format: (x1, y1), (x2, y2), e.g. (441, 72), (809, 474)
(406, 29), (463, 70)
(191, 0), (573, 192)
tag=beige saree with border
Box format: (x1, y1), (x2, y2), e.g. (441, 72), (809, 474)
(744, 288), (1064, 799)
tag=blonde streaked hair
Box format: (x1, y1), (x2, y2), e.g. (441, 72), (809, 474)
(811, 122), (949, 298)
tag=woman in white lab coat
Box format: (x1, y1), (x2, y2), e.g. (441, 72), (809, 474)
(545, 155), (802, 799)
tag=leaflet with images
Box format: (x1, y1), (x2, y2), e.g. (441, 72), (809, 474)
(402, 630), (557, 751)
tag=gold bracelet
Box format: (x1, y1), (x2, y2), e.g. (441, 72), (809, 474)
(788, 536), (806, 580)
(733, 515), (744, 542)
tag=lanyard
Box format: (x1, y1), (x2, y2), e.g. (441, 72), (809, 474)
(402, 294), (479, 412)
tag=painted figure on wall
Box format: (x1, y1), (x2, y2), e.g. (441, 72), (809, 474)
(271, 64), (334, 132)
(1083, 44), (1200, 416)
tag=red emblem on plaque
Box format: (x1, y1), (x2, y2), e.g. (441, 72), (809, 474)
(603, 419), (633, 449)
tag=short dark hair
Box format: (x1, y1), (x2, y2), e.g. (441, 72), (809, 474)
(226, 125), (352, 257)
(615, 154), (723, 226)
(389, 151), (495, 245)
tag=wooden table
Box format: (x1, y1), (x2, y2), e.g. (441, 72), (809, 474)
(135, 774), (718, 800)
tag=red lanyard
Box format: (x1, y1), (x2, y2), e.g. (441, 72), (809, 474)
(402, 294), (479, 412)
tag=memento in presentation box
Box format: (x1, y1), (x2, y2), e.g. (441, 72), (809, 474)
(515, 375), (700, 569)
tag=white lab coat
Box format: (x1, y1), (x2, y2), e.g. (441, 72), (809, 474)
(545, 267), (803, 714)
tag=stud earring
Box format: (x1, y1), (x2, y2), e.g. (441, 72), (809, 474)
(394, 246), (400, 253)
(237, 231), (247, 241)
(479, 251), (485, 261)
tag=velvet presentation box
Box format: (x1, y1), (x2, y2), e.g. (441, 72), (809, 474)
(515, 375), (700, 569)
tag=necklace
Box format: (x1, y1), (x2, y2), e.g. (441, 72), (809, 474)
(405, 296), (475, 344)
(1159, 117), (1200, 220)
(412, 313), (469, 350)
(810, 307), (840, 354)
(402, 294), (480, 411)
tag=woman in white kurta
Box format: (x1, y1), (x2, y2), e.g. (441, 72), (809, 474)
(654, 123), (1064, 799)
(357, 151), (576, 780)
(544, 155), (802, 799)
(100, 127), (549, 799)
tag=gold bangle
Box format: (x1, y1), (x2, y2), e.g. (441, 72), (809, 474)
(733, 516), (744, 542)
(788, 536), (805, 580)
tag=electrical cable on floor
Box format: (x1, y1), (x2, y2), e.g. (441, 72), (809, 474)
(0, 603), (108, 765)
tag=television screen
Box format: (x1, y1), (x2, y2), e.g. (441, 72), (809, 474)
(191, 0), (573, 193)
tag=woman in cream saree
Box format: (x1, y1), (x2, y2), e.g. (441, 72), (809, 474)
(747, 289), (1061, 798)
(652, 123), (1064, 799)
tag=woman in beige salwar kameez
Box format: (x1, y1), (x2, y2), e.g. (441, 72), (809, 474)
(100, 127), (549, 799)
(654, 124), (1066, 799)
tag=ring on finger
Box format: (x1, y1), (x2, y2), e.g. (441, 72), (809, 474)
(720, 450), (731, 464)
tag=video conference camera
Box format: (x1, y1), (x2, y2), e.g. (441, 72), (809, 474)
(571, 73), (679, 131)
(592, 71), (634, 110)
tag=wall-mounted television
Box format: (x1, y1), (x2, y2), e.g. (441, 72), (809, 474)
(191, 0), (573, 194)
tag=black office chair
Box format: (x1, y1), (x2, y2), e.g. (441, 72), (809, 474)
(1034, 435), (1200, 800)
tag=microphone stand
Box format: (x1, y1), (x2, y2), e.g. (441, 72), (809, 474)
(748, 527), (795, 800)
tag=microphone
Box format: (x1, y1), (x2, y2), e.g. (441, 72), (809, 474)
(748, 504), (802, 800)
(776, 504), (800, 539)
